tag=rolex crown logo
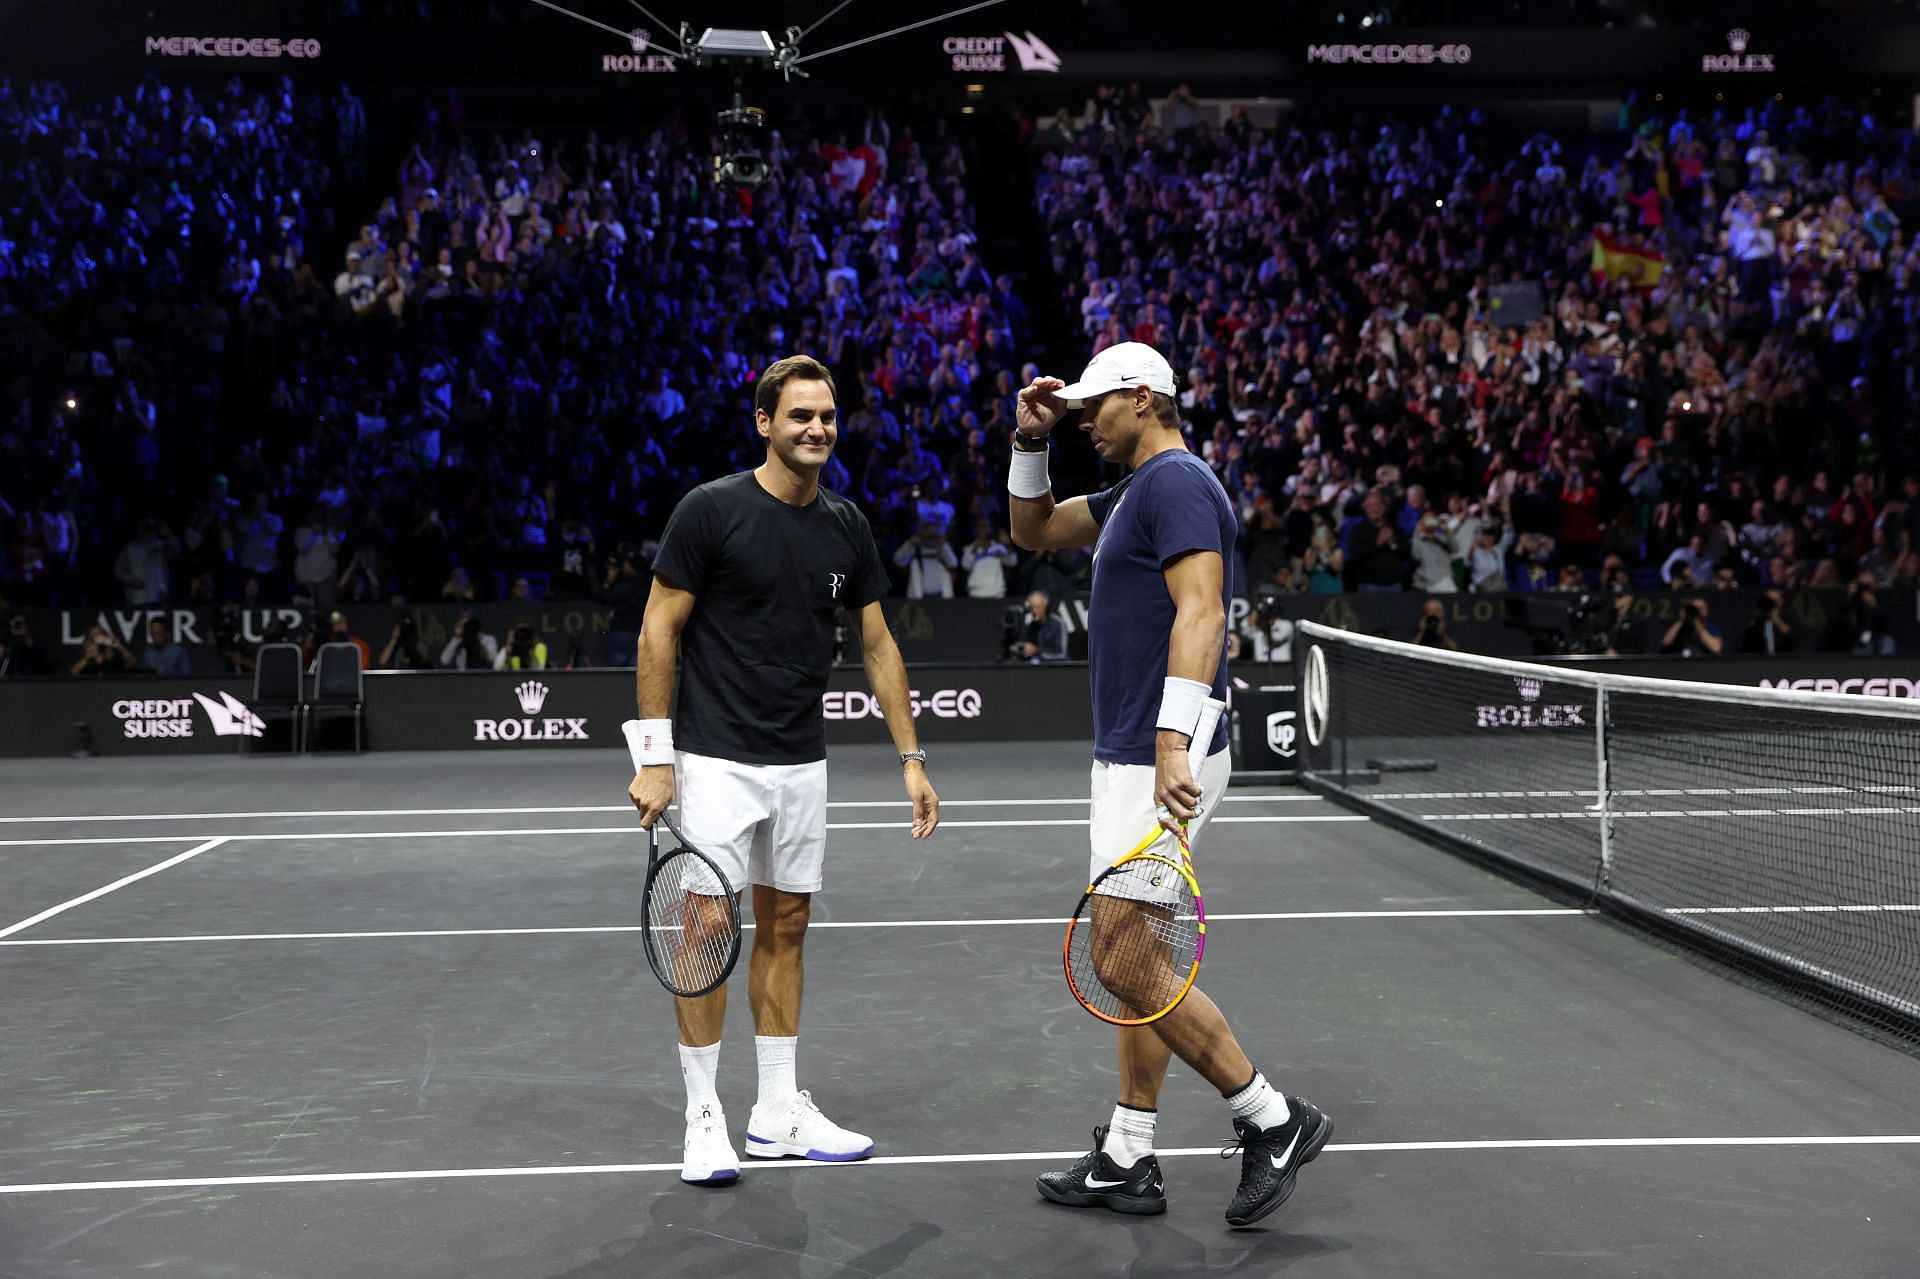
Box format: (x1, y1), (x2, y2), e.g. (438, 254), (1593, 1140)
(515, 680), (550, 715)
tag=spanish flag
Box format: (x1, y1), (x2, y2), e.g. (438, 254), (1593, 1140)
(1590, 228), (1664, 291)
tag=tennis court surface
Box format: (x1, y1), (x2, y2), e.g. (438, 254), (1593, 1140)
(3, 741), (1918, 1277)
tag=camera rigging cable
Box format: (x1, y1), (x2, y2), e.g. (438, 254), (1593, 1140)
(524, 0), (1011, 69)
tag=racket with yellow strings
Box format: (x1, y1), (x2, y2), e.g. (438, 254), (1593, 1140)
(1063, 697), (1225, 1026)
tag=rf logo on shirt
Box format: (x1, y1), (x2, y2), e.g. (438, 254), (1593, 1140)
(827, 572), (846, 598)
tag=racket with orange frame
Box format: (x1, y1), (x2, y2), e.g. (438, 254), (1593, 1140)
(1063, 697), (1225, 1026)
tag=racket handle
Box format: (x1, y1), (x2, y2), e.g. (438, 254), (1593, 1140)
(1187, 697), (1226, 784)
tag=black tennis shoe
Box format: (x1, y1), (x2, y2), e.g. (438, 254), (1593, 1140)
(1221, 1097), (1333, 1228)
(1036, 1125), (1167, 1216)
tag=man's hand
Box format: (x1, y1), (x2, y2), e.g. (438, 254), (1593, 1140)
(905, 764), (940, 839)
(1154, 730), (1204, 833)
(629, 764), (674, 829)
(1015, 376), (1069, 438)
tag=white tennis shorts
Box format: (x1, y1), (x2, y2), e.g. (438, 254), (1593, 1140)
(676, 751), (829, 894)
(1088, 747), (1233, 897)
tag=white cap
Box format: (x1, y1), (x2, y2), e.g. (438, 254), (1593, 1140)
(1057, 341), (1177, 407)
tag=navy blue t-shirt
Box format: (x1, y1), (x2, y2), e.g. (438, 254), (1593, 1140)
(1084, 450), (1234, 765)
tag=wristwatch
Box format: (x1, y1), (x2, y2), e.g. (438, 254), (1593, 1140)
(899, 750), (928, 765)
(1012, 430), (1049, 452)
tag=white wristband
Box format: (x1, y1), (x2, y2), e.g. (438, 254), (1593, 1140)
(1008, 444), (1051, 499)
(623, 718), (674, 769)
(1156, 676), (1212, 738)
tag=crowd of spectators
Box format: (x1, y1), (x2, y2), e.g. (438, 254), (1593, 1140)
(9, 71), (1920, 675)
(0, 74), (1037, 622)
(1035, 89), (1920, 613)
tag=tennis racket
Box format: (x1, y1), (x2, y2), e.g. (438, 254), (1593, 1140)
(1064, 696), (1225, 1026)
(641, 812), (742, 998)
(623, 720), (742, 998)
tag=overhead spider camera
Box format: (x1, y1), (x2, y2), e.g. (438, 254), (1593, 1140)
(713, 95), (770, 192)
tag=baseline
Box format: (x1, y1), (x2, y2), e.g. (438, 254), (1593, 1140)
(0, 794), (1323, 826)
(5, 1134), (1917, 1196)
(0, 907), (1584, 948)
(0, 814), (1367, 849)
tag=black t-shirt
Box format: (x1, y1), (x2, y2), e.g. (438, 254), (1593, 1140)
(653, 471), (890, 764)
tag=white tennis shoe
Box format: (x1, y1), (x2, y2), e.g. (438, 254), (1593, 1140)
(745, 1090), (874, 1162)
(682, 1103), (741, 1186)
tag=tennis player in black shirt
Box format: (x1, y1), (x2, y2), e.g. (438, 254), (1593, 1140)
(628, 354), (941, 1186)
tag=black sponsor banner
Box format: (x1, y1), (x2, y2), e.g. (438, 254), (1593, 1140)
(0, 676), (258, 757)
(1561, 655), (1920, 700)
(10, 16), (1920, 92)
(360, 664), (1092, 751)
(1289, 648), (1920, 762)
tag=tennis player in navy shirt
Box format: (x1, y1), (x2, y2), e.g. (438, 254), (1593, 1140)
(1009, 342), (1332, 1227)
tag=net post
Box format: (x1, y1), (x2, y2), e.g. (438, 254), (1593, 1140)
(1594, 684), (1612, 891)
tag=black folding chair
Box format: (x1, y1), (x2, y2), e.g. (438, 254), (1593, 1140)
(247, 642), (306, 754)
(306, 642), (366, 753)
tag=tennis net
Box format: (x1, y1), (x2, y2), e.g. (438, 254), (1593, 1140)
(1296, 621), (1920, 1046)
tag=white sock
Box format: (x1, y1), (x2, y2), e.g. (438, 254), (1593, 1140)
(1224, 1071), (1292, 1132)
(1106, 1103), (1157, 1167)
(679, 1041), (721, 1119)
(755, 1035), (798, 1106)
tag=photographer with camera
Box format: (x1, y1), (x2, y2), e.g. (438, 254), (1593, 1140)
(596, 543), (652, 668)
(304, 611), (372, 671)
(212, 604), (257, 674)
(439, 612), (500, 670)
(379, 614), (433, 670)
(1409, 512), (1457, 594)
(1, 615), (53, 677)
(1410, 600), (1459, 650)
(1821, 578), (1896, 655)
(1571, 587), (1644, 656)
(894, 521), (959, 599)
(70, 625), (136, 677)
(1009, 590), (1068, 663)
(493, 622), (549, 671)
(1660, 597), (1724, 658)
(962, 517), (1018, 599)
(1742, 589), (1796, 654)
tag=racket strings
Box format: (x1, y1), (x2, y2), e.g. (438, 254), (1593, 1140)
(1065, 856), (1202, 1023)
(645, 852), (736, 994)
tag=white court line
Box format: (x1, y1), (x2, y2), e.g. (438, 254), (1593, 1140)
(1668, 905), (1920, 915)
(0, 794), (1325, 826)
(1374, 785), (1914, 802)
(5, 1134), (1918, 1196)
(0, 815), (1369, 849)
(0, 838), (228, 941)
(0, 908), (1583, 949)
(1422, 806), (1920, 823)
